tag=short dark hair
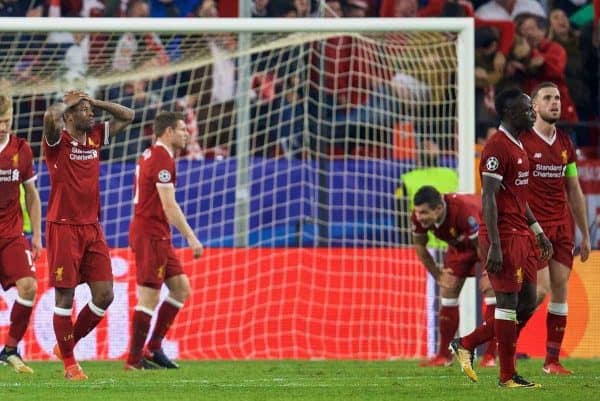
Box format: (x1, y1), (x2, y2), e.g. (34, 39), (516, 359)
(413, 185), (443, 209)
(531, 81), (558, 100)
(494, 86), (524, 120)
(154, 111), (185, 137)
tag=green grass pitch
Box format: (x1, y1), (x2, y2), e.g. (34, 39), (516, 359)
(1, 359), (599, 401)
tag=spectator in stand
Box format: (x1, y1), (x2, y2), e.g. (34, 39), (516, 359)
(475, 27), (505, 127)
(149, 0), (203, 17)
(0, 0), (44, 16)
(112, 0), (169, 72)
(475, 0), (546, 21)
(548, 8), (592, 119)
(517, 14), (579, 123)
(343, 0), (370, 17)
(323, 0), (343, 17)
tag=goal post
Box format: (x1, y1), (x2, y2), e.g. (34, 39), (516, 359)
(0, 17), (476, 360)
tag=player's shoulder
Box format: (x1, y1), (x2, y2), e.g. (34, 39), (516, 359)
(12, 135), (33, 153)
(555, 128), (574, 144)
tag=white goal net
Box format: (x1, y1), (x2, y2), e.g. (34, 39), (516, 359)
(0, 18), (474, 360)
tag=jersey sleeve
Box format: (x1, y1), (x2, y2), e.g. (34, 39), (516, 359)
(89, 122), (110, 148)
(480, 141), (507, 182)
(19, 140), (36, 183)
(410, 211), (427, 236)
(152, 152), (176, 188)
(456, 203), (480, 240)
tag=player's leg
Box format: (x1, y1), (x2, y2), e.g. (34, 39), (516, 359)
(544, 259), (572, 374)
(536, 266), (550, 306)
(0, 237), (37, 374)
(72, 224), (114, 346)
(145, 273), (191, 369)
(48, 223), (87, 380)
(126, 285), (161, 370)
(479, 272), (497, 367)
(421, 276), (463, 367)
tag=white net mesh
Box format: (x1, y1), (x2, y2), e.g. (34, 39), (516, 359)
(0, 26), (462, 360)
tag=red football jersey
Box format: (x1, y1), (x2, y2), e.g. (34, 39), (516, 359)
(412, 193), (481, 251)
(0, 136), (36, 238)
(131, 142), (175, 239)
(479, 127), (530, 235)
(521, 127), (576, 227)
(44, 122), (109, 224)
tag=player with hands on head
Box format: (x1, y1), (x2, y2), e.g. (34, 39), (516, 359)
(0, 95), (41, 374)
(43, 89), (134, 380)
(125, 111), (203, 370)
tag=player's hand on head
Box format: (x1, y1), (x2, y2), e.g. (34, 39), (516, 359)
(485, 243), (502, 274)
(63, 90), (86, 107)
(536, 233), (553, 261)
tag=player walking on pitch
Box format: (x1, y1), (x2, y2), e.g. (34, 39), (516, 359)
(125, 111), (203, 370)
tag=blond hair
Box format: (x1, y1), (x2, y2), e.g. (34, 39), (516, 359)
(0, 96), (13, 120)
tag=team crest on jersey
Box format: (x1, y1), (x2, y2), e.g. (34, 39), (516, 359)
(11, 153), (19, 168)
(88, 138), (98, 148)
(515, 267), (523, 284)
(449, 227), (457, 237)
(158, 169), (171, 183)
(55, 266), (64, 282)
(561, 150), (568, 164)
(485, 156), (499, 171)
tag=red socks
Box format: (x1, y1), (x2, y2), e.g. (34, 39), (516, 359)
(438, 300), (459, 357)
(6, 297), (34, 348)
(495, 308), (517, 383)
(127, 308), (153, 366)
(73, 303), (105, 344)
(545, 303), (568, 365)
(146, 298), (182, 352)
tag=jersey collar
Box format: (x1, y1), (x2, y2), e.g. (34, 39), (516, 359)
(532, 126), (556, 146)
(498, 125), (524, 150)
(155, 140), (174, 158)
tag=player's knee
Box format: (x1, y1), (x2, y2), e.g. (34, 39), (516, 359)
(93, 288), (114, 309)
(172, 282), (191, 303)
(16, 278), (37, 301)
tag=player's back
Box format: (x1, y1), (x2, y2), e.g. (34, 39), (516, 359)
(521, 127), (575, 226)
(43, 123), (108, 224)
(131, 143), (175, 240)
(479, 128), (530, 235)
(0, 135), (35, 238)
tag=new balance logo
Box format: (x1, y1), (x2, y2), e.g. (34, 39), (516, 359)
(534, 153), (542, 158)
(71, 141), (79, 147)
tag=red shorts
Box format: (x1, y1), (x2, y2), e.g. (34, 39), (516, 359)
(0, 236), (35, 290)
(130, 232), (184, 290)
(536, 223), (574, 270)
(46, 222), (113, 288)
(479, 233), (537, 293)
(444, 247), (478, 278)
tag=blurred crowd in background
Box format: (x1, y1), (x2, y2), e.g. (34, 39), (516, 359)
(1, 0), (599, 162)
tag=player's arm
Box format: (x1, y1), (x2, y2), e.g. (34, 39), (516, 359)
(86, 96), (134, 137)
(481, 175), (502, 273)
(43, 103), (67, 145)
(525, 203), (553, 261)
(413, 233), (440, 279)
(23, 180), (42, 261)
(566, 172), (590, 262)
(156, 184), (203, 258)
